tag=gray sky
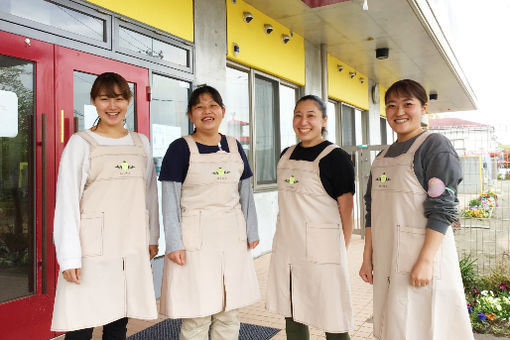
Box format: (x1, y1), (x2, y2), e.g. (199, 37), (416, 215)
(441, 0), (510, 144)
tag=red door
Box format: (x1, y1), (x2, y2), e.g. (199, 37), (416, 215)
(54, 45), (150, 160)
(0, 31), (57, 340)
(0, 31), (150, 339)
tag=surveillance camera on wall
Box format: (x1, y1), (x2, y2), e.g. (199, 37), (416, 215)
(281, 34), (290, 44)
(264, 24), (273, 34)
(243, 12), (253, 23)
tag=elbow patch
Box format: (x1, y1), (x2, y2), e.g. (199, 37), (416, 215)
(427, 177), (456, 197)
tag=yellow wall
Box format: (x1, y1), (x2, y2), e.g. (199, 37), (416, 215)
(87, 0), (194, 42)
(327, 54), (368, 110)
(226, 0), (305, 86)
(379, 84), (387, 117)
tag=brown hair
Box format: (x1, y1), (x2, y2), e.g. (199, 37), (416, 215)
(90, 72), (131, 101)
(385, 79), (427, 106)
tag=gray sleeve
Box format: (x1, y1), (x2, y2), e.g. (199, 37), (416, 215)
(238, 178), (259, 243)
(418, 134), (462, 234)
(162, 180), (184, 253)
(364, 173), (372, 227)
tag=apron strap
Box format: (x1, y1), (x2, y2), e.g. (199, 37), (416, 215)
(183, 135), (199, 154)
(130, 131), (144, 148)
(379, 145), (390, 158)
(281, 144), (297, 162)
(314, 144), (338, 165)
(407, 131), (430, 155)
(225, 136), (239, 155)
(76, 130), (99, 147)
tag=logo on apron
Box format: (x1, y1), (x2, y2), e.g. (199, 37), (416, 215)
(284, 175), (299, 184)
(115, 161), (135, 175)
(212, 167), (230, 180)
(376, 172), (391, 188)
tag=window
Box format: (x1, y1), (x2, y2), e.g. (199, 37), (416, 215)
(326, 101), (337, 144)
(341, 104), (355, 146)
(380, 117), (387, 144)
(150, 74), (190, 174)
(223, 67), (250, 156)
(255, 75), (278, 185)
(224, 64), (299, 189)
(117, 24), (190, 70)
(279, 84), (297, 151)
(150, 74), (190, 256)
(1, 0), (110, 47)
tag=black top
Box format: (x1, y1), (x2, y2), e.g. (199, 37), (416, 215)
(364, 132), (462, 234)
(159, 135), (253, 182)
(281, 141), (355, 200)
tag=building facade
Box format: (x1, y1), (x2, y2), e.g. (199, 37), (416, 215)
(0, 0), (476, 338)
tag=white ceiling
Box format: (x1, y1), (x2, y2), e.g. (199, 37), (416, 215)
(243, 0), (477, 113)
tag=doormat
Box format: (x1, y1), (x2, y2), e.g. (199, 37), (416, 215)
(127, 318), (280, 340)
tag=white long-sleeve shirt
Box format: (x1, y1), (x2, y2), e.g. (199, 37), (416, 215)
(53, 130), (160, 272)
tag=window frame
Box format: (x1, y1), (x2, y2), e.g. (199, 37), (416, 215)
(226, 61), (300, 192)
(114, 19), (193, 74)
(0, 0), (112, 49)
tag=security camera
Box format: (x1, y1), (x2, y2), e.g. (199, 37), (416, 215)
(281, 34), (290, 44)
(243, 12), (253, 23)
(264, 24), (273, 34)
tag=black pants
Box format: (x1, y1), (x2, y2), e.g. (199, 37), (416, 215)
(64, 317), (128, 340)
(285, 318), (350, 340)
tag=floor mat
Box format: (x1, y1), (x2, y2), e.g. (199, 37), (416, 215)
(127, 318), (281, 340)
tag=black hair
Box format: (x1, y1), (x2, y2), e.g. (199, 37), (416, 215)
(385, 79), (428, 106)
(295, 94), (328, 136)
(187, 85), (224, 114)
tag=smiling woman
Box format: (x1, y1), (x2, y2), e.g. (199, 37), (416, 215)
(51, 72), (160, 339)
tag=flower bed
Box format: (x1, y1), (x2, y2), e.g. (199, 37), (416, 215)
(461, 256), (510, 336)
(462, 191), (498, 219)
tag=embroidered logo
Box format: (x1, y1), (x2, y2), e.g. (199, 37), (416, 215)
(212, 167), (230, 176)
(376, 172), (390, 183)
(284, 175), (299, 184)
(115, 161), (135, 171)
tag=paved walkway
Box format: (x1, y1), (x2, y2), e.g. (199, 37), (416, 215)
(68, 234), (502, 340)
(86, 234), (375, 340)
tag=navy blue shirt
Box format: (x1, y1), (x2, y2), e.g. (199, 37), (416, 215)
(159, 135), (253, 182)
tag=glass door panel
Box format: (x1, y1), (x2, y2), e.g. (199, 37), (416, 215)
(0, 30), (56, 340)
(73, 71), (136, 131)
(0, 55), (35, 304)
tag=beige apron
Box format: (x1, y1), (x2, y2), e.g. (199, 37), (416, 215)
(370, 132), (473, 340)
(266, 144), (353, 333)
(160, 135), (260, 318)
(51, 131), (157, 331)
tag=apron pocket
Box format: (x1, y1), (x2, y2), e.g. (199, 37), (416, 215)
(235, 210), (248, 243)
(181, 213), (202, 251)
(80, 211), (104, 257)
(306, 223), (341, 264)
(396, 225), (442, 279)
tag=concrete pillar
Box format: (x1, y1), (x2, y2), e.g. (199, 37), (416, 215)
(193, 0), (227, 94)
(304, 40), (322, 97)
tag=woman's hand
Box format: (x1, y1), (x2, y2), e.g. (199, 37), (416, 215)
(63, 268), (81, 284)
(248, 240), (259, 249)
(149, 245), (158, 260)
(410, 258), (433, 287)
(359, 260), (373, 284)
(168, 250), (186, 266)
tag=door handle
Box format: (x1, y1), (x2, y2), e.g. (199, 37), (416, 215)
(41, 113), (47, 294)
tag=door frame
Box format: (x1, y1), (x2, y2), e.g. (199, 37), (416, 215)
(0, 30), (57, 340)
